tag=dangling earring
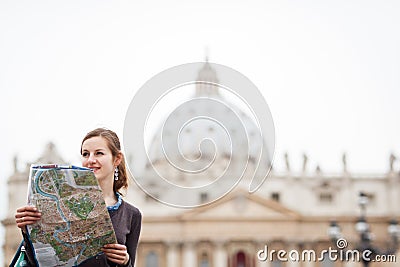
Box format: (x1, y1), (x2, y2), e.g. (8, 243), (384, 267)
(114, 167), (119, 181)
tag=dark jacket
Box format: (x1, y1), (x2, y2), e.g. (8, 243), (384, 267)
(23, 200), (141, 267)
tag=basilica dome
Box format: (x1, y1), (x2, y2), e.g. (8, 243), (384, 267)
(145, 61), (272, 191)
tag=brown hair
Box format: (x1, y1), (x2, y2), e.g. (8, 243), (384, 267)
(80, 128), (130, 194)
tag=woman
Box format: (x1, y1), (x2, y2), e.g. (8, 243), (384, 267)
(15, 128), (142, 266)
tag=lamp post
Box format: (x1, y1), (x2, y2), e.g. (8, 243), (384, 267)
(328, 192), (399, 267)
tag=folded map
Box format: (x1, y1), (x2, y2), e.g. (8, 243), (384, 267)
(26, 164), (117, 266)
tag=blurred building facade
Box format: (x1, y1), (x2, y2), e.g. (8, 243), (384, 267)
(2, 63), (400, 267)
(2, 143), (67, 265)
(3, 142), (400, 267)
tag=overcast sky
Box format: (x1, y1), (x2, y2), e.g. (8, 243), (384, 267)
(1, 1), (400, 264)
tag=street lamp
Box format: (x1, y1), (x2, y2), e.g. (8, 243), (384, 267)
(328, 192), (399, 267)
(328, 221), (341, 240)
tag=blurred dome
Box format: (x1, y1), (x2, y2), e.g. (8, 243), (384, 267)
(145, 61), (272, 188)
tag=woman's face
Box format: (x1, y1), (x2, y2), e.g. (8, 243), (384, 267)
(81, 136), (117, 183)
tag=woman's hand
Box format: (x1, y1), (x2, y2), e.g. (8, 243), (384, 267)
(101, 243), (130, 266)
(15, 206), (41, 232)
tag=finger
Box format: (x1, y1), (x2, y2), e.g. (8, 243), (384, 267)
(15, 214), (41, 223)
(16, 219), (40, 226)
(103, 251), (126, 261)
(102, 244), (127, 252)
(104, 252), (126, 260)
(102, 248), (127, 256)
(16, 206), (38, 213)
(17, 216), (41, 223)
(103, 253), (127, 265)
(15, 211), (41, 219)
(102, 247), (128, 257)
(103, 244), (126, 249)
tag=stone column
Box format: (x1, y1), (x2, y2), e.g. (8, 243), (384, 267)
(256, 257), (270, 267)
(213, 240), (228, 267)
(343, 261), (356, 267)
(300, 243), (315, 267)
(255, 241), (270, 267)
(183, 241), (196, 267)
(285, 242), (300, 267)
(166, 241), (180, 267)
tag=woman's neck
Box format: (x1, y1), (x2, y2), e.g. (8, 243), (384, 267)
(98, 179), (117, 206)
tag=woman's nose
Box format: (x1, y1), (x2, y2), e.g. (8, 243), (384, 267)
(88, 154), (96, 164)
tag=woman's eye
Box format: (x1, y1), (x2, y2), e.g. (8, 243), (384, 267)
(96, 152), (104, 155)
(82, 152), (89, 157)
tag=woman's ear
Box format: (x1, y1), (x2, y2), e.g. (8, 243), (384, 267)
(114, 152), (123, 167)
